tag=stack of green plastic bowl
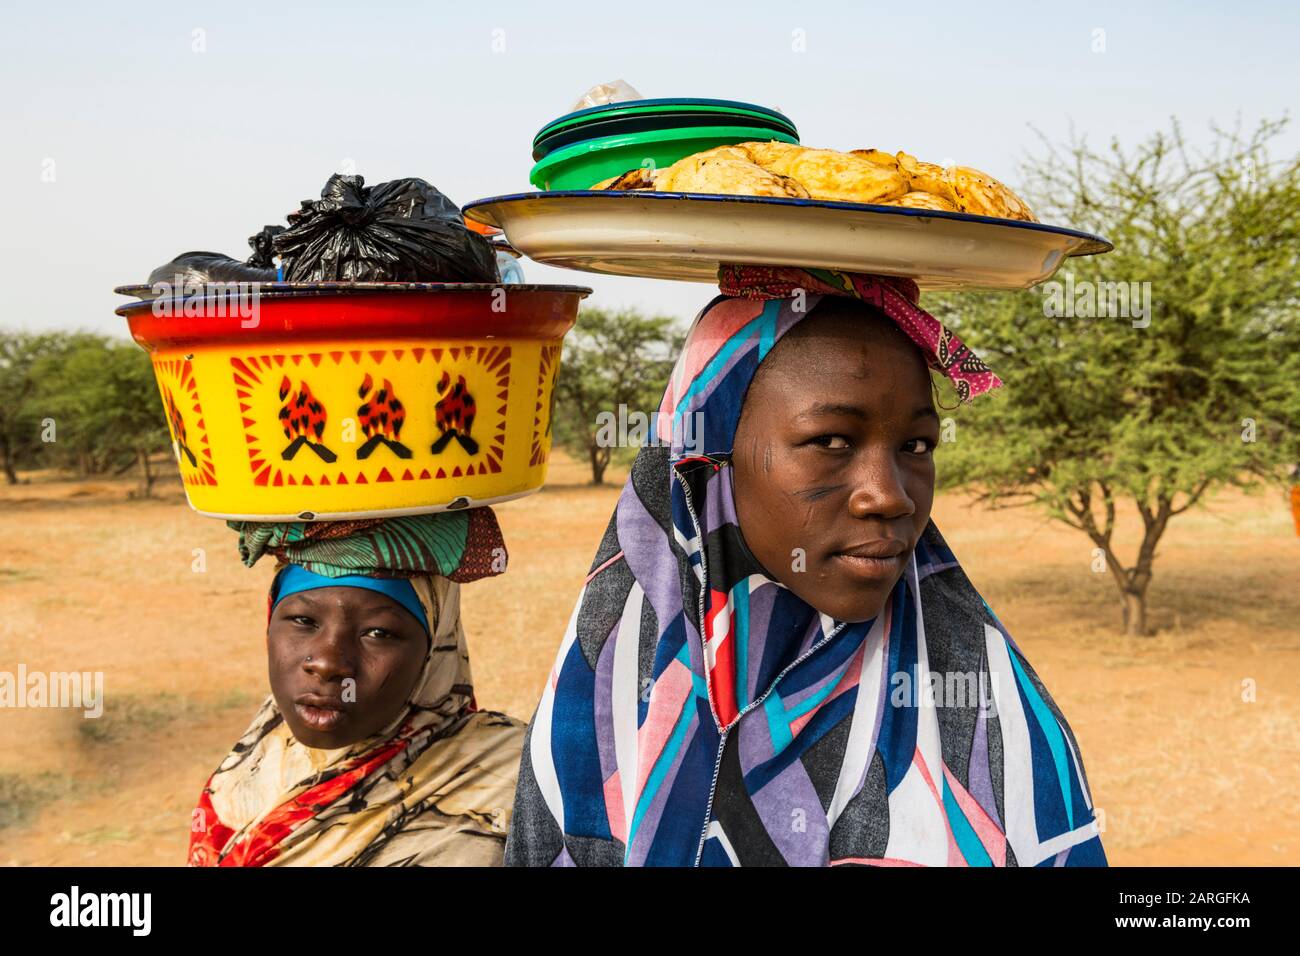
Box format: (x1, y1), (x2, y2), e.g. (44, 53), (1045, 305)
(529, 98), (800, 192)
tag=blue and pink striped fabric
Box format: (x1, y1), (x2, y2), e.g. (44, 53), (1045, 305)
(505, 287), (1106, 867)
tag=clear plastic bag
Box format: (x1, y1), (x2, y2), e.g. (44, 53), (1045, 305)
(570, 79), (643, 112)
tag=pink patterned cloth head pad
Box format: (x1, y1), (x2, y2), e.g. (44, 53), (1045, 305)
(717, 264), (1002, 402)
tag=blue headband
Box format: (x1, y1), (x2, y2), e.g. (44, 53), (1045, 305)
(271, 564), (430, 635)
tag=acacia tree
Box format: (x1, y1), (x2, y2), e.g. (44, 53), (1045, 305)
(94, 341), (171, 496)
(930, 117), (1300, 635)
(0, 331), (105, 482)
(553, 307), (682, 484)
(30, 335), (168, 493)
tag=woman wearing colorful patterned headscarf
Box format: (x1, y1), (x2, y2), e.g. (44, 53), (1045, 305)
(188, 510), (523, 867)
(505, 266), (1107, 867)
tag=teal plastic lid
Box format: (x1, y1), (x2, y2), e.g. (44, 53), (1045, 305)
(533, 98), (798, 148)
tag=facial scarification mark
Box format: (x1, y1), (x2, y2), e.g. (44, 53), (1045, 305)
(430, 371), (480, 456)
(278, 376), (338, 463)
(794, 484), (844, 502)
(356, 373), (413, 460)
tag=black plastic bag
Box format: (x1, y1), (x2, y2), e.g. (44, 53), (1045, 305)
(273, 175), (499, 283)
(148, 225), (283, 287)
(246, 224), (285, 269)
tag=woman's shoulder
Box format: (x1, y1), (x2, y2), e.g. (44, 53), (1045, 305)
(397, 710), (525, 844)
(456, 709), (527, 757)
(465, 708), (527, 735)
(405, 708), (525, 785)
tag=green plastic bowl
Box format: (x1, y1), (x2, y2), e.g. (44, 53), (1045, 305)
(533, 101), (798, 152)
(532, 110), (797, 161)
(529, 125), (800, 192)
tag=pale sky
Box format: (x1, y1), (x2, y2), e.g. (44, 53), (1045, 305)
(2, 0), (1296, 335)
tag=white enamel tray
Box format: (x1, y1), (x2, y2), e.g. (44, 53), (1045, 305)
(463, 190), (1112, 291)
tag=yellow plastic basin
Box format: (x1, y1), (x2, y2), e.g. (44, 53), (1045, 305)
(115, 282), (590, 520)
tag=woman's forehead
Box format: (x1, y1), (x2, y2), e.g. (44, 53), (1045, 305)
(756, 313), (931, 392)
(281, 587), (408, 614)
(781, 300), (918, 352)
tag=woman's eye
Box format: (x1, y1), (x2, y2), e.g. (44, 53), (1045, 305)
(362, 627), (396, 640)
(905, 438), (935, 455)
(290, 615), (316, 627)
(810, 435), (850, 450)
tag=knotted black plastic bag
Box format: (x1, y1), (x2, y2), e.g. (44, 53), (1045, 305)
(273, 175), (499, 283)
(246, 224), (285, 269)
(147, 225), (284, 287)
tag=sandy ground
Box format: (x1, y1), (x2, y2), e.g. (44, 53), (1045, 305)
(0, 453), (1296, 866)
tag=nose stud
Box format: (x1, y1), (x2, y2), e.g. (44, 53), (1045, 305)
(305, 655), (313, 662)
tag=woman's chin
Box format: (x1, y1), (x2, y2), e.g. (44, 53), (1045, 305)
(801, 573), (901, 624)
(290, 726), (344, 749)
(823, 601), (888, 625)
(285, 713), (359, 750)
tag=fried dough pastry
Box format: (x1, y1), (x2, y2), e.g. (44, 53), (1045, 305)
(944, 166), (1035, 221)
(655, 154), (810, 199)
(591, 167), (656, 190)
(676, 144), (756, 165)
(888, 190), (960, 212)
(740, 140), (806, 174)
(894, 151), (960, 205)
(772, 148), (910, 204)
(849, 148), (899, 169)
(587, 139), (1037, 221)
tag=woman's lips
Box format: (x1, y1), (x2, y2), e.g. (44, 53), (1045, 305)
(832, 551), (904, 581)
(294, 695), (346, 731)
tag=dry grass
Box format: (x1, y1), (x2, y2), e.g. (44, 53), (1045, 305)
(0, 453), (1296, 865)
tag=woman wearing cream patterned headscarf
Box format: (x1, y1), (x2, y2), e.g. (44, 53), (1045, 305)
(188, 512), (523, 867)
